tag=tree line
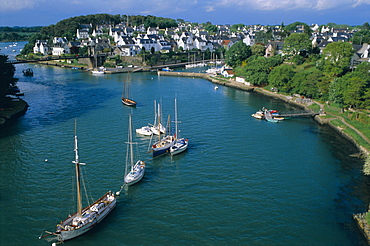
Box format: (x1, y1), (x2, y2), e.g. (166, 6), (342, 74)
(0, 26), (42, 41)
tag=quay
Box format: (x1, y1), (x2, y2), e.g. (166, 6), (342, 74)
(157, 71), (255, 92)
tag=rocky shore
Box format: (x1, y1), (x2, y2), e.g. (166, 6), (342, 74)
(0, 98), (28, 127)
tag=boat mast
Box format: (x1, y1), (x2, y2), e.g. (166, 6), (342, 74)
(129, 114), (134, 172)
(174, 98), (178, 139)
(73, 120), (84, 217)
(157, 103), (161, 141)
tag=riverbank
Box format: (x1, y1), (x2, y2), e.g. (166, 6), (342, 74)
(0, 98), (28, 126)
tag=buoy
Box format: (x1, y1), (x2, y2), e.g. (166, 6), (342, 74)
(52, 243), (57, 246)
(45, 159), (48, 162)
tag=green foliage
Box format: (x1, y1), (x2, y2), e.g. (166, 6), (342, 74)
(21, 32), (49, 55)
(225, 41), (251, 67)
(230, 24), (245, 33)
(321, 42), (355, 76)
(332, 62), (370, 108)
(283, 22), (312, 36)
(40, 14), (121, 38)
(251, 43), (265, 56)
(282, 33), (311, 58)
(268, 64), (295, 92)
(351, 30), (370, 44)
(204, 24), (218, 34)
(291, 66), (330, 99)
(0, 55), (18, 103)
(130, 15), (177, 29)
(0, 32), (28, 41)
(235, 56), (283, 86)
(254, 29), (273, 44)
(0, 26), (42, 41)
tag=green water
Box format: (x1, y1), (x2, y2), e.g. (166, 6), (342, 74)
(0, 42), (369, 245)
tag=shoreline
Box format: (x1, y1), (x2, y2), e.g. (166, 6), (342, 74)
(0, 98), (28, 127)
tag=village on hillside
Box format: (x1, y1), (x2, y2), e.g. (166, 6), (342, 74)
(31, 22), (370, 66)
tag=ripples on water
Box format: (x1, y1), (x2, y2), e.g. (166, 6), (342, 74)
(0, 50), (369, 245)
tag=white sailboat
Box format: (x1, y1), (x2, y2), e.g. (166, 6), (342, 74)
(170, 98), (188, 155)
(151, 114), (175, 157)
(40, 120), (116, 242)
(124, 114), (145, 186)
(150, 102), (166, 135)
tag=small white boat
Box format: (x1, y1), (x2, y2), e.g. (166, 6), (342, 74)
(136, 126), (153, 136)
(252, 111), (264, 119)
(92, 70), (105, 74)
(170, 138), (188, 155)
(170, 98), (188, 155)
(124, 114), (145, 186)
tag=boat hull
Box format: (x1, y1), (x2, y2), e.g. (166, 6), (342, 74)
(152, 136), (175, 157)
(170, 139), (188, 155)
(122, 98), (137, 106)
(124, 161), (145, 185)
(55, 192), (116, 242)
(136, 126), (153, 136)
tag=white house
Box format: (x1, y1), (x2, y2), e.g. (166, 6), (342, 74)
(52, 43), (70, 56)
(53, 37), (68, 44)
(33, 40), (49, 55)
(136, 38), (161, 52)
(114, 45), (141, 56)
(76, 29), (90, 39)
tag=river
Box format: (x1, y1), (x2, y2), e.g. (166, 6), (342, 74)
(0, 41), (369, 246)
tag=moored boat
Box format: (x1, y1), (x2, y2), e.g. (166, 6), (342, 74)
(170, 98), (188, 156)
(252, 111), (264, 119)
(124, 114), (145, 185)
(22, 68), (33, 76)
(39, 120), (116, 243)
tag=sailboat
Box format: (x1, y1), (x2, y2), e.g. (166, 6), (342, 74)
(136, 100), (157, 136)
(151, 113), (175, 157)
(121, 77), (136, 106)
(170, 98), (188, 155)
(39, 120), (116, 242)
(124, 114), (145, 185)
(150, 102), (166, 135)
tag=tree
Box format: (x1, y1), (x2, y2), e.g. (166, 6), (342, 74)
(225, 41), (251, 68)
(235, 56), (283, 86)
(320, 42), (355, 76)
(342, 77), (367, 108)
(251, 43), (265, 56)
(351, 30), (370, 45)
(268, 64), (295, 92)
(254, 29), (273, 44)
(282, 33), (311, 58)
(204, 24), (218, 34)
(0, 55), (18, 105)
(283, 22), (312, 36)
